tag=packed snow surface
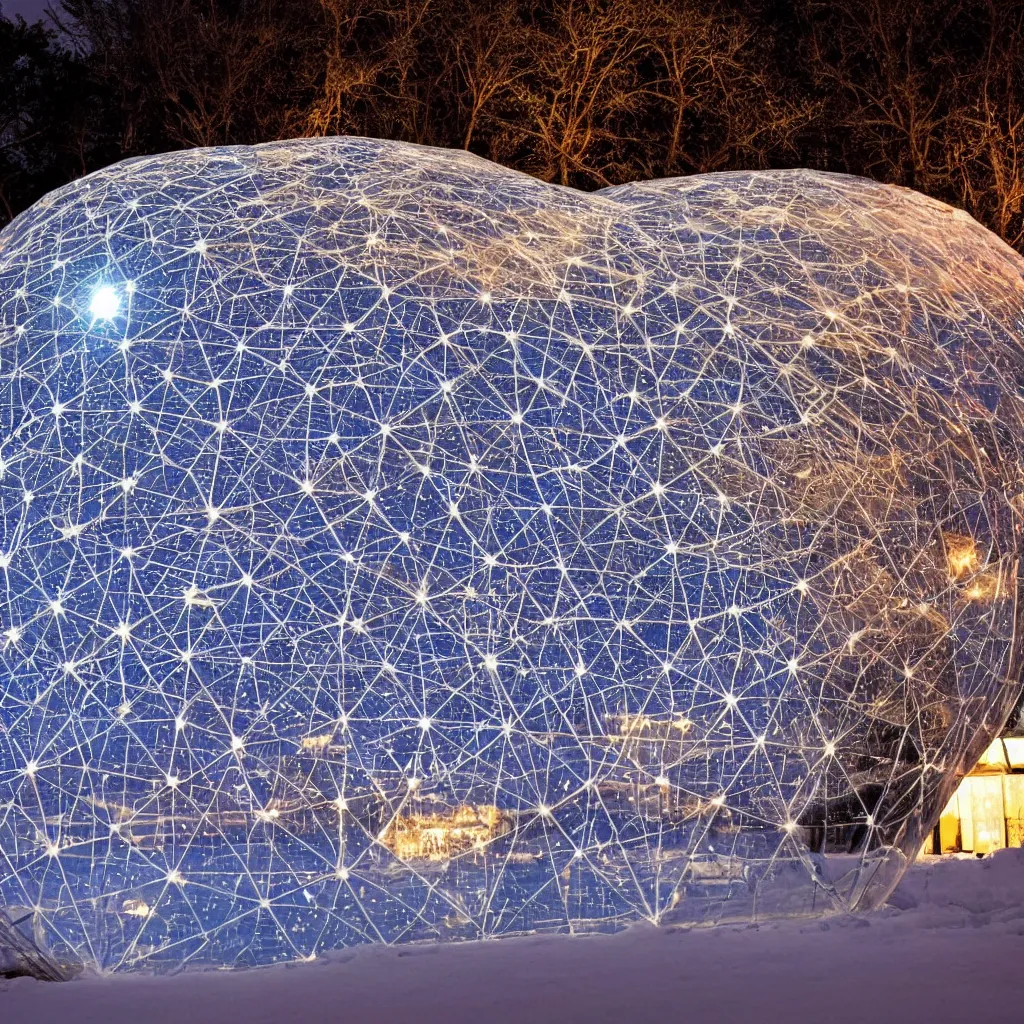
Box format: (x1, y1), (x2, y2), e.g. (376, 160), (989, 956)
(3, 851), (1024, 1022)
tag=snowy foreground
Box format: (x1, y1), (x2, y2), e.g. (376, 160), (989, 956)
(3, 851), (1024, 1024)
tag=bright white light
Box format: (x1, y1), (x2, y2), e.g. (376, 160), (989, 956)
(90, 286), (120, 320)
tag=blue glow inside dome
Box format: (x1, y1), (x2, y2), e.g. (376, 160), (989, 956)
(88, 286), (120, 322)
(0, 137), (1023, 974)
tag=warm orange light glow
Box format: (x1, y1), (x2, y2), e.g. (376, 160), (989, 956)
(944, 532), (980, 579)
(121, 898), (152, 918)
(963, 571), (1004, 601)
(608, 712), (693, 737)
(380, 804), (509, 861)
(300, 733), (334, 750)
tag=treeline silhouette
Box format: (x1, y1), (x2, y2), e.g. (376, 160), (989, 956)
(3, 0), (1024, 250)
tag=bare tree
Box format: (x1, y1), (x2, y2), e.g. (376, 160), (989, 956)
(59, 0), (320, 151)
(801, 0), (960, 193)
(499, 0), (654, 188)
(448, 0), (524, 153)
(945, 1), (1024, 248)
(303, 0), (444, 146)
(302, 0), (391, 139)
(648, 0), (812, 177)
(7, 0), (1022, 263)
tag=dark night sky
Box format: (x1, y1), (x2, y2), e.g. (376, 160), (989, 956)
(2, 0), (52, 23)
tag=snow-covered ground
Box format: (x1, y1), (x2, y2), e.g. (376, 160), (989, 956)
(3, 850), (1024, 1023)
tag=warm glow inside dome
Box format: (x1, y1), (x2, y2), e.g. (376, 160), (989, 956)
(0, 137), (1023, 975)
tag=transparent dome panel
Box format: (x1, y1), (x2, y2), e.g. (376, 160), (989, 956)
(0, 138), (1022, 973)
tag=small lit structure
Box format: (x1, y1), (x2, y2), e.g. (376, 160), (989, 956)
(924, 736), (1024, 855)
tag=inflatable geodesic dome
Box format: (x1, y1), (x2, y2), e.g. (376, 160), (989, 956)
(0, 137), (1023, 975)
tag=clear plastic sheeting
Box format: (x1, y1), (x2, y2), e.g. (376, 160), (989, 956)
(0, 137), (1022, 973)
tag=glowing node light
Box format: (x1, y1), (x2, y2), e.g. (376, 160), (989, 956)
(89, 285), (120, 321)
